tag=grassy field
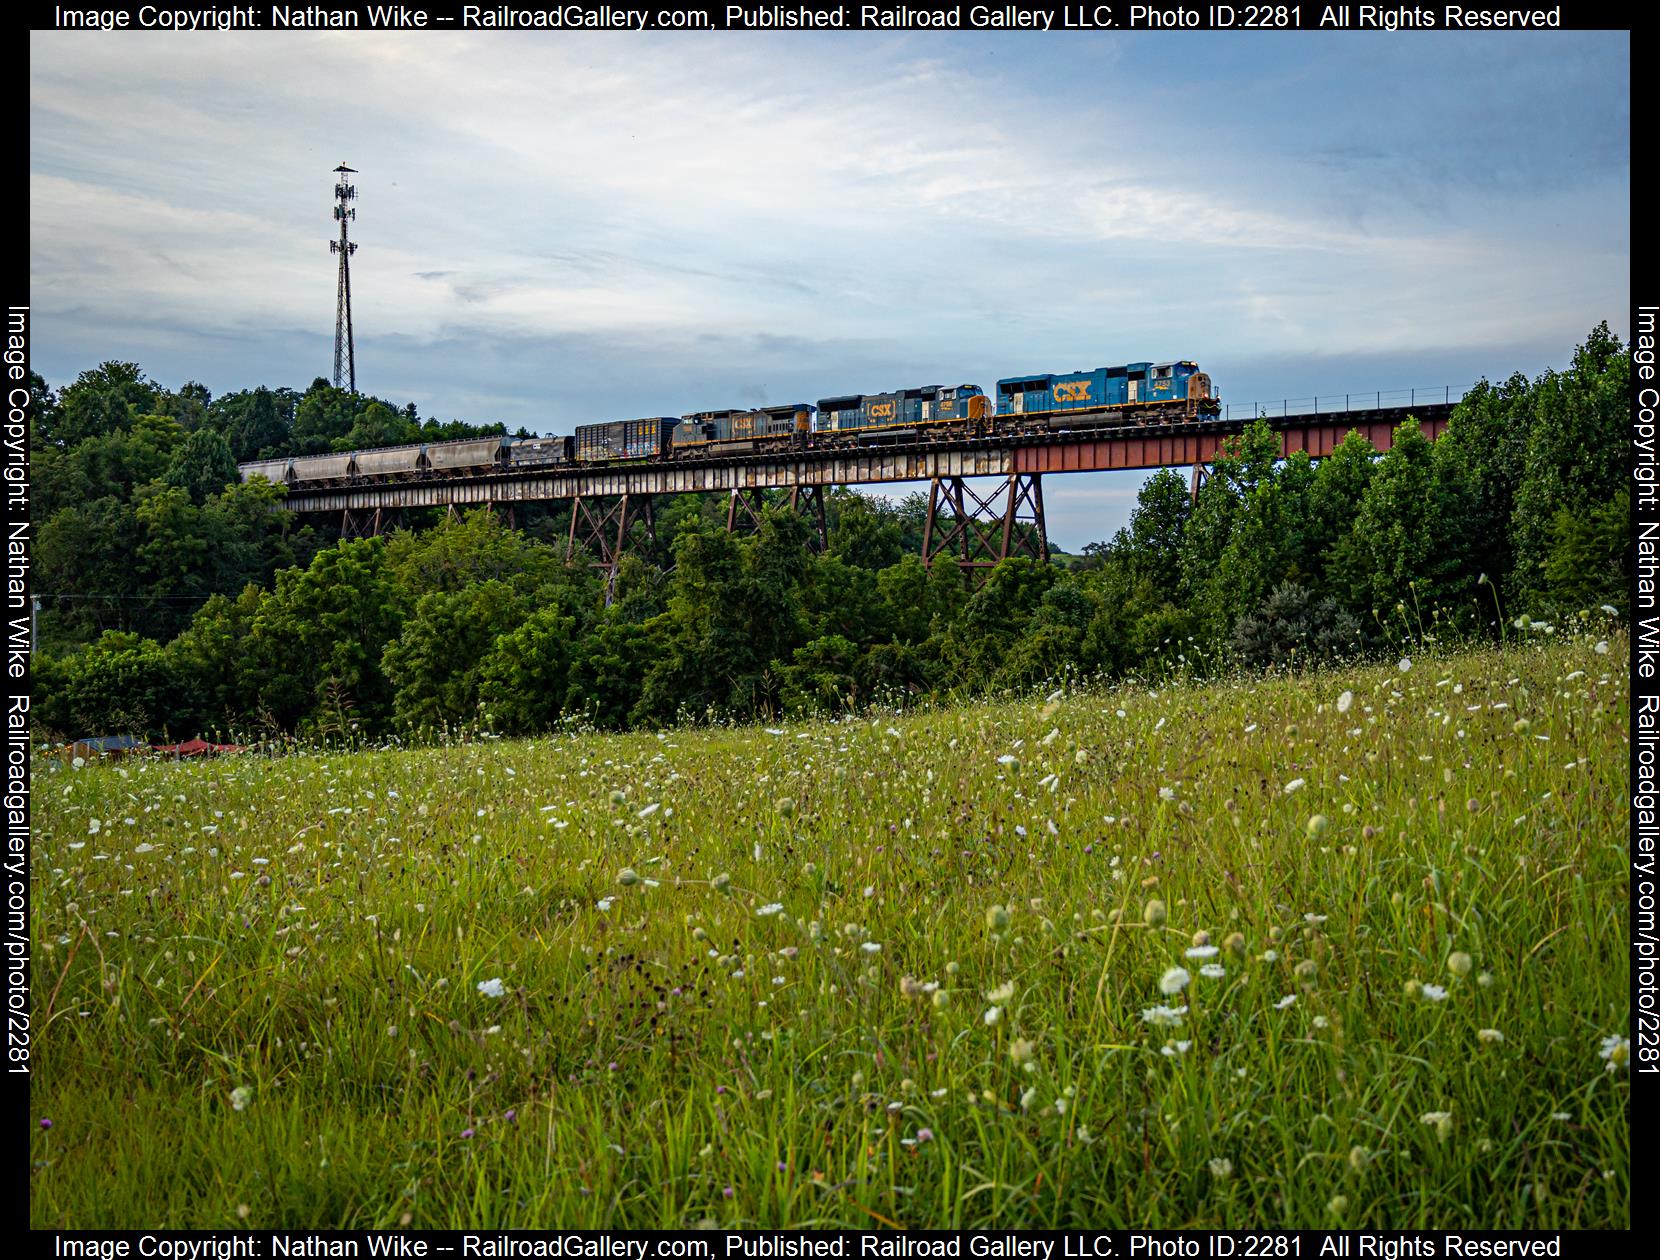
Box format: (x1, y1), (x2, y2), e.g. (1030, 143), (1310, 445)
(28, 635), (1631, 1229)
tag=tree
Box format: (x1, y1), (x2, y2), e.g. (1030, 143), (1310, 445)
(1510, 323), (1629, 605)
(165, 428), (240, 504)
(246, 539), (402, 731)
(478, 605), (582, 734)
(382, 580), (531, 730)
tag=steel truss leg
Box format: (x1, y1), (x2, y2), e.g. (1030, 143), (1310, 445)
(567, 493), (655, 605)
(1190, 462), (1209, 503)
(921, 473), (1047, 580)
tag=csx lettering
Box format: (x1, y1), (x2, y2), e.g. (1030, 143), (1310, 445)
(870, 402), (897, 419)
(1054, 381), (1092, 401)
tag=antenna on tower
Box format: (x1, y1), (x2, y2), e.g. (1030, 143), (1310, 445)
(329, 163), (359, 393)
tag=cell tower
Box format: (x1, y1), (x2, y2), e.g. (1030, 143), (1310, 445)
(330, 163), (359, 393)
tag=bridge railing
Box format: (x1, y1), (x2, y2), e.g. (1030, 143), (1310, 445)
(1222, 385), (1473, 422)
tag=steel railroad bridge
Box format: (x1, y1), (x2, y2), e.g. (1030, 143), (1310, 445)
(272, 398), (1453, 579)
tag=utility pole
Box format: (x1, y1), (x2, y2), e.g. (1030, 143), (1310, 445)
(330, 163), (359, 393)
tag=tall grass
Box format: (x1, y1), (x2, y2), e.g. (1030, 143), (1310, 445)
(29, 633), (1630, 1228)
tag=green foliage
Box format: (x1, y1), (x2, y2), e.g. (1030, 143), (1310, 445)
(163, 428), (239, 504)
(1542, 487), (1630, 617)
(382, 580), (532, 730)
(246, 539), (402, 732)
(1230, 580), (1365, 669)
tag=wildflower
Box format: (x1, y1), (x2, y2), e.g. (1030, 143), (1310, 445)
(986, 980), (1016, 1004)
(39, 1118), (53, 1130)
(1594, 640), (1610, 655)
(1420, 983), (1449, 1002)
(1600, 1034), (1630, 1073)
(985, 904), (1011, 931)
(1306, 814), (1329, 839)
(1327, 1195), (1349, 1220)
(1159, 786), (1176, 801)
(477, 977), (507, 998)
(1336, 690), (1354, 714)
(899, 975), (925, 998)
(1447, 951), (1474, 978)
(1398, 657), (1412, 672)
(860, 941), (881, 954)
(596, 897), (614, 912)
(711, 873), (732, 894)
(1159, 967), (1191, 996)
(1274, 994), (1297, 1010)
(1224, 932), (1247, 959)
(997, 754), (1020, 769)
(1141, 1004), (1186, 1027)
(1020, 1087), (1038, 1111)
(616, 867), (640, 887)
(1009, 1038), (1035, 1066)
(1185, 944), (1219, 960)
(1348, 1145), (1370, 1174)
(1143, 899), (1167, 928)
(756, 903), (784, 917)
(1159, 1040), (1192, 1057)
(1294, 958), (1318, 984)
(931, 990), (951, 1010)
(1477, 1028), (1504, 1045)
(1199, 964), (1226, 980)
(983, 1006), (1002, 1025)
(1208, 1157), (1233, 1180)
(1421, 1111), (1454, 1141)
(1512, 718), (1531, 734)
(915, 1128), (934, 1145)
(1284, 778), (1306, 795)
(608, 790), (626, 807)
(229, 1086), (253, 1112)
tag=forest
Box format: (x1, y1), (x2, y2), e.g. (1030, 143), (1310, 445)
(28, 324), (1631, 742)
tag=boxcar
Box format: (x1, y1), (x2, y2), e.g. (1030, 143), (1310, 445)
(814, 385), (985, 434)
(996, 361), (1214, 418)
(239, 458), (293, 486)
(507, 435), (573, 466)
(289, 452), (357, 483)
(574, 418), (678, 463)
(353, 444), (427, 477)
(427, 436), (510, 473)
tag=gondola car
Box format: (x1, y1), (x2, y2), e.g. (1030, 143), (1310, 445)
(996, 361), (1216, 421)
(813, 384), (987, 442)
(670, 404), (814, 455)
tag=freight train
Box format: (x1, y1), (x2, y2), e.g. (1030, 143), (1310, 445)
(240, 358), (1217, 488)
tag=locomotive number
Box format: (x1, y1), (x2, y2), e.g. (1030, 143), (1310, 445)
(1054, 381), (1093, 402)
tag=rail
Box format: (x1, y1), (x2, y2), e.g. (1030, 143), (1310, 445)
(1222, 385), (1472, 422)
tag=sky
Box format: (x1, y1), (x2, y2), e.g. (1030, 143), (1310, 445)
(29, 29), (1630, 548)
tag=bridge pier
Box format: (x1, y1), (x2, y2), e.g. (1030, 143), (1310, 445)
(341, 505), (398, 540)
(726, 485), (830, 551)
(568, 492), (655, 602)
(1190, 462), (1210, 503)
(921, 471), (1047, 578)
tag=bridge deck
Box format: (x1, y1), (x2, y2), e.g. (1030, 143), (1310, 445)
(274, 404), (1450, 514)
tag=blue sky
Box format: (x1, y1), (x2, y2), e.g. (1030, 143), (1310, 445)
(30, 30), (1629, 547)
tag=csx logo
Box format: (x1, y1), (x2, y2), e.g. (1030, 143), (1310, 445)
(1053, 381), (1092, 402)
(870, 402), (896, 419)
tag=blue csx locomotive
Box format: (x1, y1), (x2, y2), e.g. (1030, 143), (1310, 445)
(241, 359), (1218, 488)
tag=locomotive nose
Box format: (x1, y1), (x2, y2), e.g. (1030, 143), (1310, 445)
(1189, 372), (1214, 401)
